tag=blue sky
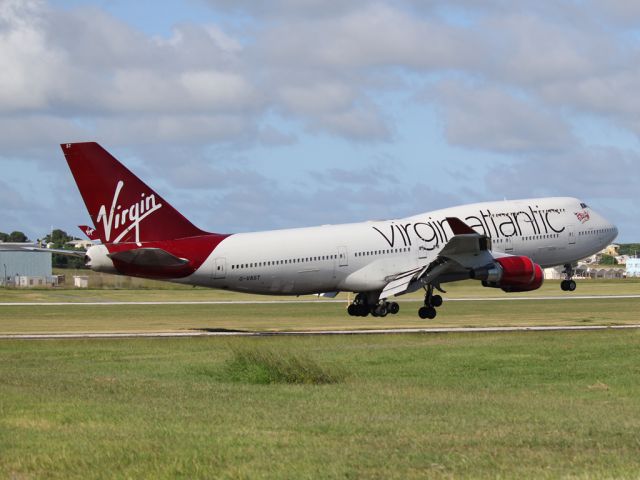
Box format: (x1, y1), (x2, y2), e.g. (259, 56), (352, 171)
(1, 0), (639, 242)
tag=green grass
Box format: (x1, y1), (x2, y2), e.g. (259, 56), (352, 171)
(0, 296), (639, 334)
(0, 278), (639, 335)
(220, 344), (344, 385)
(5, 277), (640, 302)
(2, 331), (640, 478)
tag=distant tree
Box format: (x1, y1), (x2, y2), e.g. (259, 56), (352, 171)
(45, 229), (87, 269)
(45, 229), (75, 248)
(0, 232), (8, 242)
(599, 254), (617, 265)
(8, 231), (28, 242)
(618, 244), (640, 256)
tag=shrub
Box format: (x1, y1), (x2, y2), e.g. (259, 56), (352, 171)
(221, 343), (344, 385)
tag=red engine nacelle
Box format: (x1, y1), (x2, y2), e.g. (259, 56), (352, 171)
(482, 255), (544, 293)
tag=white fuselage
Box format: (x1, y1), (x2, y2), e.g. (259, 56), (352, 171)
(175, 197), (617, 296)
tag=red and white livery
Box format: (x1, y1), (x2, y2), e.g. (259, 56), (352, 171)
(61, 142), (619, 319)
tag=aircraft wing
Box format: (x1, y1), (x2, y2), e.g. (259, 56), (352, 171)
(380, 217), (494, 298)
(0, 243), (86, 257)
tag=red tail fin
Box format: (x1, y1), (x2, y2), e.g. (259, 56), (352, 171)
(62, 142), (207, 244)
(78, 225), (99, 241)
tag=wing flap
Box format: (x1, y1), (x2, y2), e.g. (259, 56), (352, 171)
(381, 275), (414, 298)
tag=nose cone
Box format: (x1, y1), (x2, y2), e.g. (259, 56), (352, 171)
(611, 224), (619, 243)
(592, 208), (619, 244)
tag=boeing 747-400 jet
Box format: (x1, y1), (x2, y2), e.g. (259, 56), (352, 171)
(6, 143), (619, 319)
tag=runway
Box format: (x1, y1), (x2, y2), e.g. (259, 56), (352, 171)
(1, 294), (639, 307)
(2, 324), (640, 340)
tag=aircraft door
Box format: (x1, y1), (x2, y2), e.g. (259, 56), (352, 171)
(338, 246), (348, 267)
(505, 236), (513, 252)
(213, 257), (226, 279)
(567, 225), (576, 245)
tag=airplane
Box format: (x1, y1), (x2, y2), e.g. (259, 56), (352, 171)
(8, 142), (620, 319)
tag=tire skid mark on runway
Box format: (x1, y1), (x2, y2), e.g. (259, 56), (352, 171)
(2, 324), (640, 340)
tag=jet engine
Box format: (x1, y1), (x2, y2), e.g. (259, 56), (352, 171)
(473, 255), (544, 293)
(85, 244), (117, 274)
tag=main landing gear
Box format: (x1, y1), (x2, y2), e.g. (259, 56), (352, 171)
(347, 292), (400, 317)
(418, 284), (443, 319)
(560, 264), (577, 292)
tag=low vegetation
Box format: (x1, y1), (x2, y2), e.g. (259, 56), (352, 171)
(219, 342), (345, 385)
(2, 331), (640, 478)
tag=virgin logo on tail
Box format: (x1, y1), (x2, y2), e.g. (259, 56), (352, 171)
(96, 180), (163, 244)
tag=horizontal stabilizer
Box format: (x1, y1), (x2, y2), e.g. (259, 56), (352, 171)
(107, 248), (189, 268)
(0, 243), (85, 257)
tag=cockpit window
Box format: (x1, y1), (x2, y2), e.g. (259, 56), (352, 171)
(580, 202), (589, 209)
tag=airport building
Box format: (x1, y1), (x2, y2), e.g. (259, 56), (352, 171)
(626, 258), (640, 278)
(0, 250), (55, 287)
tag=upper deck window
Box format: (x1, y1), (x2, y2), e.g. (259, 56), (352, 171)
(580, 202), (589, 208)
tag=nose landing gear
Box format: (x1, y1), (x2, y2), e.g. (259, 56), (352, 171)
(418, 284), (443, 319)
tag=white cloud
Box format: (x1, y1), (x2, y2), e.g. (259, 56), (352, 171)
(428, 81), (575, 153)
(257, 4), (475, 71)
(484, 146), (640, 200)
(0, 0), (69, 111)
(1, 0), (640, 237)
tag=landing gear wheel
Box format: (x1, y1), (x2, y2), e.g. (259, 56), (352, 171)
(388, 302), (400, 315)
(419, 284), (443, 318)
(374, 304), (388, 317)
(347, 304), (357, 316)
(418, 306), (437, 319)
(561, 264), (577, 292)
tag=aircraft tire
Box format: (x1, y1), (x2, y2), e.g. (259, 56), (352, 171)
(389, 302), (400, 314)
(431, 295), (443, 307)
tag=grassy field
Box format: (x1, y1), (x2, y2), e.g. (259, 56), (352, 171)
(0, 296), (639, 334)
(4, 277), (640, 303)
(0, 278), (639, 334)
(2, 330), (640, 478)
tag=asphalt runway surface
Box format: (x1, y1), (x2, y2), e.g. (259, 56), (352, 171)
(1, 294), (639, 307)
(2, 324), (640, 340)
